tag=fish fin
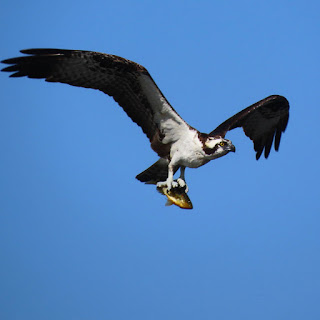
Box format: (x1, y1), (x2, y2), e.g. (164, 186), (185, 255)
(165, 199), (173, 206)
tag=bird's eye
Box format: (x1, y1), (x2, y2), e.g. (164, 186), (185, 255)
(219, 142), (225, 146)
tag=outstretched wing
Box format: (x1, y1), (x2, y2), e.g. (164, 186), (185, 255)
(209, 95), (289, 159)
(1, 48), (191, 156)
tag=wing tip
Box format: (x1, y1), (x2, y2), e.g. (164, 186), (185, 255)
(19, 48), (69, 55)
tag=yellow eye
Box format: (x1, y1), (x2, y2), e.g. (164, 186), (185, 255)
(219, 142), (225, 146)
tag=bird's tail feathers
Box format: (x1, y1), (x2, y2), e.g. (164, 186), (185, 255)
(136, 158), (170, 184)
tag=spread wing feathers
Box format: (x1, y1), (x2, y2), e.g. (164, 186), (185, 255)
(1, 48), (191, 154)
(210, 95), (289, 159)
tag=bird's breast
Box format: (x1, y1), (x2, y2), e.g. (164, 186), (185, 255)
(170, 136), (209, 168)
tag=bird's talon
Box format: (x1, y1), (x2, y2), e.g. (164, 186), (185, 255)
(177, 178), (186, 188)
(176, 178), (189, 193)
(171, 181), (178, 188)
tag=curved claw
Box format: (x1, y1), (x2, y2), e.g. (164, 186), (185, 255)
(177, 178), (189, 193)
(157, 179), (189, 193)
(157, 179), (179, 191)
(157, 180), (173, 190)
(173, 181), (179, 187)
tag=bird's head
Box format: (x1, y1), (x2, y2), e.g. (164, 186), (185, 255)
(203, 137), (236, 158)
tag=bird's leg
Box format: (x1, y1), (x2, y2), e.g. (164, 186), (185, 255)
(177, 166), (188, 193)
(156, 162), (178, 190)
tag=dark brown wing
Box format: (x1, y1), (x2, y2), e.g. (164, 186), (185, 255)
(1, 49), (190, 149)
(209, 95), (289, 159)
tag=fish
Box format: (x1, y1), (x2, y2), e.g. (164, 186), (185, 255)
(157, 183), (193, 209)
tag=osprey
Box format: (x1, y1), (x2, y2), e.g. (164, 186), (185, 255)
(1, 49), (289, 195)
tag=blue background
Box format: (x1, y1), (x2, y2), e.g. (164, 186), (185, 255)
(1, 1), (319, 319)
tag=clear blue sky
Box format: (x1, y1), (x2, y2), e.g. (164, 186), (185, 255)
(1, 1), (319, 319)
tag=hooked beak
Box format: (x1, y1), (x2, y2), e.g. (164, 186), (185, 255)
(228, 144), (236, 153)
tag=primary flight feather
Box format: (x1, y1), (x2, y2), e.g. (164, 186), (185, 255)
(1, 48), (289, 196)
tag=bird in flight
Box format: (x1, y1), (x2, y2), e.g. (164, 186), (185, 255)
(1, 49), (289, 198)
